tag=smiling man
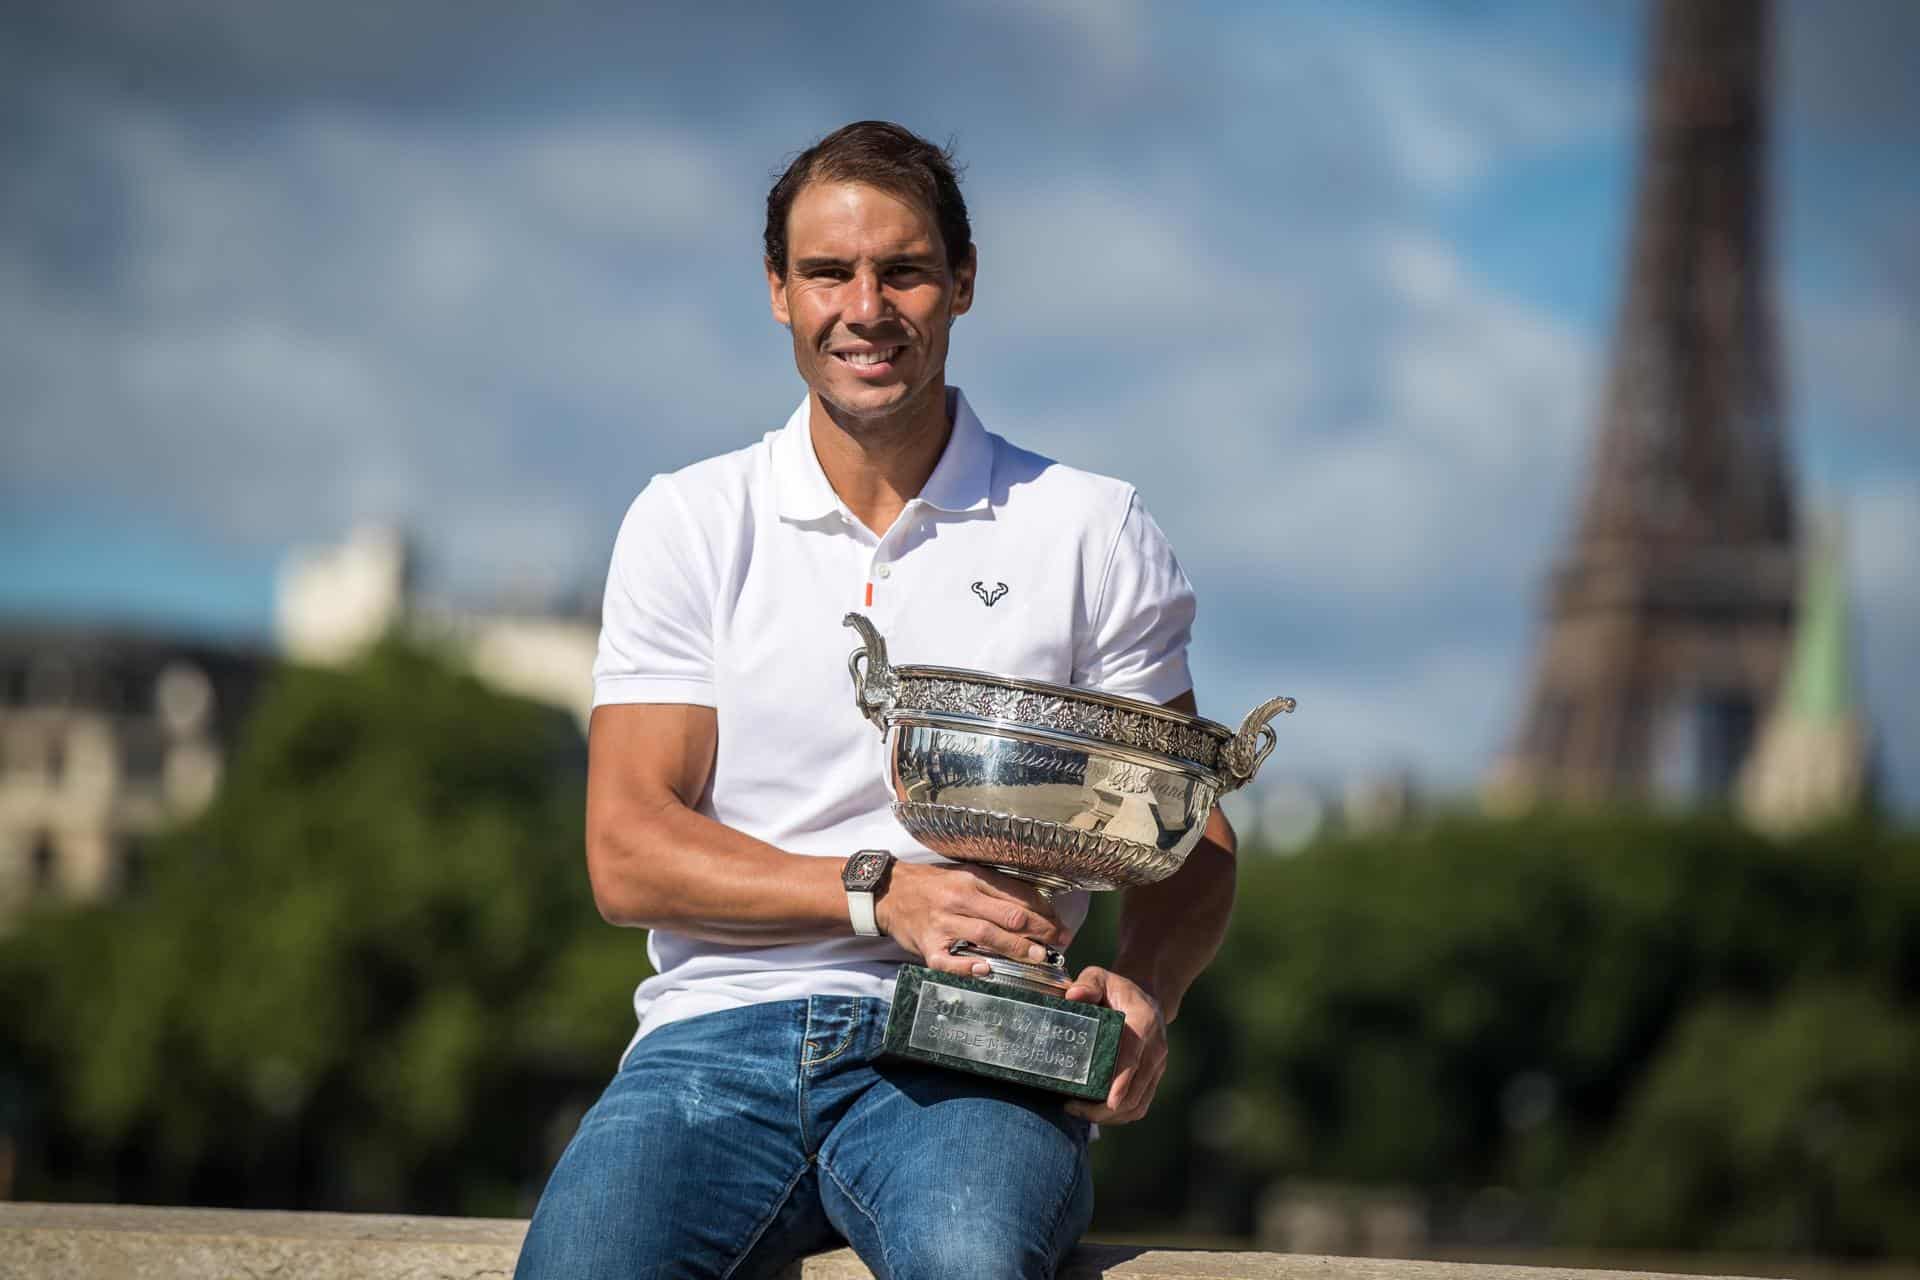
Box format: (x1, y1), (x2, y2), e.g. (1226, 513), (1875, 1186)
(514, 121), (1238, 1280)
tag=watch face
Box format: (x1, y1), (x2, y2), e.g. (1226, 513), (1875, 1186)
(843, 850), (891, 892)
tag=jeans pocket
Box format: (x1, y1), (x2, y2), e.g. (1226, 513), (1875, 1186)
(802, 1023), (858, 1067)
(802, 997), (870, 1068)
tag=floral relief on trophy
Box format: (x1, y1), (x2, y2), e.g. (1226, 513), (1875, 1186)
(891, 674), (1227, 773)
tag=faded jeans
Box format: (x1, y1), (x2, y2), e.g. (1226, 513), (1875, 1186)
(514, 995), (1095, 1280)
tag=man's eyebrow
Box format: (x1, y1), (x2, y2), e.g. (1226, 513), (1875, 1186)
(791, 250), (942, 273)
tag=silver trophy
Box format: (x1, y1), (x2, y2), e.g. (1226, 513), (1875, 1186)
(843, 613), (1294, 1098)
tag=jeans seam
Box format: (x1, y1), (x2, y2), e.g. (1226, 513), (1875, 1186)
(818, 1153), (893, 1280)
(718, 1155), (816, 1280)
(1037, 1123), (1091, 1280)
(798, 1002), (813, 1152)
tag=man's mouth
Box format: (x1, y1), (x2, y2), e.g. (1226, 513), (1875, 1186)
(831, 346), (904, 369)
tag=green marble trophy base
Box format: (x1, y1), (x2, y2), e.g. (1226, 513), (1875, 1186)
(883, 965), (1125, 1102)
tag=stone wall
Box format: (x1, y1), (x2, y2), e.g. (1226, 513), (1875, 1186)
(0, 1203), (1767, 1279)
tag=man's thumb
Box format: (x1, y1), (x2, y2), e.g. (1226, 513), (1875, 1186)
(1064, 967), (1108, 1003)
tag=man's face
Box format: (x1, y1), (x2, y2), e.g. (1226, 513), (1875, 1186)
(768, 180), (975, 426)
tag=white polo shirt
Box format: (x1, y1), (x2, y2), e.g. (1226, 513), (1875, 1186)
(593, 387), (1196, 1041)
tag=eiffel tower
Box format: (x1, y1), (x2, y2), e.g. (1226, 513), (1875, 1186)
(1491, 0), (1798, 808)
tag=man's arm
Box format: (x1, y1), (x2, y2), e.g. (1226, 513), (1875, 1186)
(585, 702), (1072, 974)
(1063, 687), (1236, 1124)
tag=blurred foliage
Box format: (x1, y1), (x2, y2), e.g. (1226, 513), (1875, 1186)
(1082, 812), (1920, 1258)
(3, 646), (1917, 1257)
(0, 640), (644, 1214)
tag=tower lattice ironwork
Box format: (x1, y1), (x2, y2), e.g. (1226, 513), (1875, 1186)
(1494, 0), (1798, 807)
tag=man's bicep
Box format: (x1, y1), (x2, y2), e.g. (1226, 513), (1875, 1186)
(583, 704), (718, 926)
(588, 702), (719, 823)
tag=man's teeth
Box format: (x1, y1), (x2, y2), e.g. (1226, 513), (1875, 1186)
(837, 348), (901, 366)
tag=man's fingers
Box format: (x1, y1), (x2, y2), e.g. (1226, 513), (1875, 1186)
(1060, 965), (1169, 1124)
(951, 917), (1058, 966)
(922, 944), (987, 977)
(1070, 1053), (1165, 1126)
(1105, 1063), (1138, 1115)
(1104, 1022), (1155, 1113)
(1063, 966), (1109, 1005)
(983, 903), (1070, 949)
(960, 868), (1069, 927)
(980, 898), (1071, 948)
(1114, 1041), (1167, 1116)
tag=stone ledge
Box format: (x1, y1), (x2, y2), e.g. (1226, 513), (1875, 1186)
(0, 1203), (1767, 1279)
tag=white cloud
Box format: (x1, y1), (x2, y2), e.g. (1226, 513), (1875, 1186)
(1018, 228), (1595, 609)
(3, 97), (787, 596)
(984, 0), (1153, 88)
(1205, 640), (1518, 794)
(1231, 9), (1628, 201)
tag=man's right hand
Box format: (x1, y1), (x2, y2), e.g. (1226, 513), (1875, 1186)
(874, 862), (1072, 976)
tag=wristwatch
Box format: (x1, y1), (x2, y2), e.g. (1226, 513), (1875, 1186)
(842, 849), (895, 937)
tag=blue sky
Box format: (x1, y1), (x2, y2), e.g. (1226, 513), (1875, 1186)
(4, 0), (1916, 810)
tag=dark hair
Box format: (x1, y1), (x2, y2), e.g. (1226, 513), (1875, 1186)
(764, 121), (972, 279)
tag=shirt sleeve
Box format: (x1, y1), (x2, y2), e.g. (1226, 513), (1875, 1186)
(592, 474), (719, 709)
(1073, 489), (1196, 705)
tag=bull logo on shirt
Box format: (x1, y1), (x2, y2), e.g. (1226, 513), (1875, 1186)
(971, 581), (1009, 608)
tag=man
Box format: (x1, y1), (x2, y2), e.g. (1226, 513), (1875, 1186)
(516, 120), (1237, 1280)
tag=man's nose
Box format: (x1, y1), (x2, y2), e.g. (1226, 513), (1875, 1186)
(844, 269), (886, 324)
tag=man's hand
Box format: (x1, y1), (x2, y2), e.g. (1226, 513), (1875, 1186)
(875, 862), (1072, 976)
(1060, 966), (1167, 1125)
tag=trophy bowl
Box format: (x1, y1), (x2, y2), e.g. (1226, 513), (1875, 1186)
(843, 612), (1296, 1098)
(844, 613), (1294, 892)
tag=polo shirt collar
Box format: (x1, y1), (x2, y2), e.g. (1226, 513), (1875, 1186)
(772, 399), (842, 522)
(773, 386), (994, 522)
(917, 388), (994, 514)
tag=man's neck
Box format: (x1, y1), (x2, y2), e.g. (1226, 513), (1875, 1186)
(809, 381), (953, 536)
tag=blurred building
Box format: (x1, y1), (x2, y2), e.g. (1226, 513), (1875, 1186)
(275, 524), (600, 731)
(1738, 521), (1875, 832)
(1256, 1181), (1428, 1257)
(1490, 0), (1800, 812)
(0, 627), (269, 917)
(0, 525), (598, 920)
(1238, 768), (1422, 854)
(275, 524), (414, 666)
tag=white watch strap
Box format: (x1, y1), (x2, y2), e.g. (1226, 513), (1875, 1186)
(848, 890), (879, 937)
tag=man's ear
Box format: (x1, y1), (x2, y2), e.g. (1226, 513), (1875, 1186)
(766, 259), (791, 327)
(949, 247), (977, 320)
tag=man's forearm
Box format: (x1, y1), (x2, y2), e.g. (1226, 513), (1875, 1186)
(589, 796), (855, 943)
(1108, 813), (1236, 1023)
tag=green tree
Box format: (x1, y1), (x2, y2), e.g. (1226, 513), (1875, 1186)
(1566, 984), (1920, 1256)
(1082, 812), (1920, 1258)
(0, 641), (646, 1214)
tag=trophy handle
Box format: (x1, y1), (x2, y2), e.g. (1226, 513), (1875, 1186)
(843, 612), (900, 731)
(1220, 695), (1297, 791)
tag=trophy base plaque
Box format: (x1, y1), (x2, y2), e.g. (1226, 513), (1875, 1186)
(883, 965), (1125, 1102)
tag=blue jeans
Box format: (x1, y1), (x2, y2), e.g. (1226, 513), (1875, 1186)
(515, 996), (1095, 1280)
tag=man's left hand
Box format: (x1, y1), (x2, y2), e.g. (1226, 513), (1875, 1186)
(1061, 966), (1166, 1125)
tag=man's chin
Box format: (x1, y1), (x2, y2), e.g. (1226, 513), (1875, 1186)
(817, 378), (917, 422)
